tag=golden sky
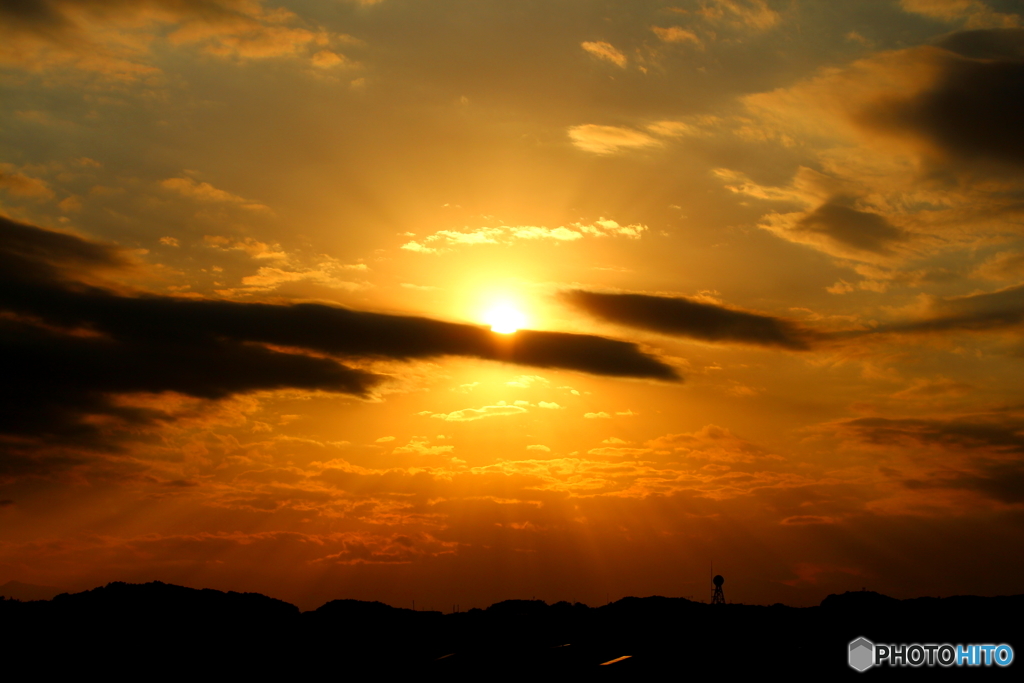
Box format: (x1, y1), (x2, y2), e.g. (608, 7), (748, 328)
(2, 0), (1024, 610)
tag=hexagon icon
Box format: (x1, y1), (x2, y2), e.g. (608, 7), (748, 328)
(849, 637), (874, 672)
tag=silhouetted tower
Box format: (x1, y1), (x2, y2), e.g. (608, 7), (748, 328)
(711, 574), (725, 605)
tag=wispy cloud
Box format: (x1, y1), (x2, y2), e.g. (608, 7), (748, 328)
(162, 177), (270, 212)
(698, 0), (781, 31)
(430, 404), (528, 422)
(567, 124), (661, 155)
(651, 26), (703, 47)
(581, 41), (627, 67)
(401, 219), (646, 253)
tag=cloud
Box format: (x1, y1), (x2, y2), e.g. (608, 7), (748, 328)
(567, 125), (661, 155)
(839, 414), (1024, 503)
(876, 283), (1024, 335)
(0, 167), (55, 200)
(974, 250), (1024, 280)
(780, 516), (838, 526)
(585, 446), (647, 456)
(238, 265), (369, 292)
(506, 374), (548, 388)
(430, 404), (528, 422)
(501, 330), (677, 380)
(646, 120), (707, 138)
(574, 218), (647, 239)
(900, 0), (1020, 29)
(646, 424), (774, 463)
(2, 223), (678, 383)
(716, 30), (1024, 266)
(0, 213), (132, 285)
(0, 0), (360, 78)
(936, 27), (1024, 59)
(401, 219), (647, 252)
(587, 446), (649, 458)
(563, 289), (817, 349)
(698, 0), (780, 31)
(891, 377), (972, 400)
(0, 216), (679, 457)
(651, 26), (703, 47)
(584, 412), (611, 419)
(526, 444), (550, 452)
(203, 235), (287, 260)
(858, 35), (1024, 170)
(764, 198), (910, 257)
(161, 177), (269, 212)
(204, 241), (371, 295)
(311, 50), (350, 68)
(580, 41), (626, 67)
(392, 436), (454, 455)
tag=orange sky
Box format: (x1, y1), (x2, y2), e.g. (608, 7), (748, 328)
(2, 0), (1024, 610)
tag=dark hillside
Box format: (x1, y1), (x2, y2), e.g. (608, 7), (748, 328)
(2, 583), (1020, 677)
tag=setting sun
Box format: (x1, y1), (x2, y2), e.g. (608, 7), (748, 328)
(484, 304), (526, 334)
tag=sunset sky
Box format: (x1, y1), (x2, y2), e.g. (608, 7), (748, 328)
(2, 0), (1024, 611)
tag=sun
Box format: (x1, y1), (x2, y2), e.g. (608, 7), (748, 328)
(484, 304), (526, 334)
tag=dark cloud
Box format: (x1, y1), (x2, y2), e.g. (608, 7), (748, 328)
(1, 314), (376, 445)
(863, 30), (1024, 169)
(936, 28), (1024, 62)
(878, 284), (1024, 335)
(843, 416), (1024, 454)
(0, 213), (129, 285)
(14, 297), (675, 380)
(499, 329), (677, 379)
(843, 415), (1024, 504)
(0, 216), (676, 456)
(950, 462), (1024, 504)
(562, 289), (816, 350)
(0, 0), (67, 25)
(796, 199), (907, 255)
(0, 0), (249, 28)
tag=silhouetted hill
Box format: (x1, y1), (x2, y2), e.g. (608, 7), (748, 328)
(2, 582), (1020, 677)
(51, 580), (298, 619)
(821, 589), (901, 611)
(0, 580), (63, 601)
(2, 581), (300, 676)
(313, 597), (441, 620)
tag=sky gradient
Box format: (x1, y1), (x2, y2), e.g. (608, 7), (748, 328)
(2, 0), (1024, 610)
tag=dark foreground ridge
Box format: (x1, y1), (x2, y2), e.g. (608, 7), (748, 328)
(2, 582), (1021, 677)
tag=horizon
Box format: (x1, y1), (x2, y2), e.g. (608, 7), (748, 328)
(6, 577), (1008, 614)
(2, 0), (1024, 614)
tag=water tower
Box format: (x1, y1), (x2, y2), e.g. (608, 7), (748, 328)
(711, 574), (725, 605)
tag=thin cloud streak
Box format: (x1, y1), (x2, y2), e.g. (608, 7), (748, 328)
(563, 289), (818, 350)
